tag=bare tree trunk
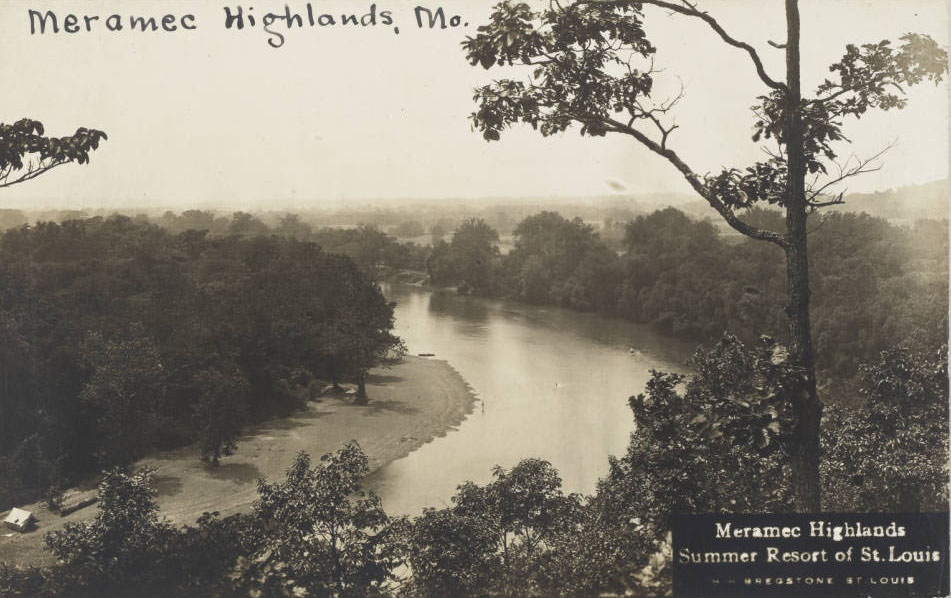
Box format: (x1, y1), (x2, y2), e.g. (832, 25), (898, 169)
(784, 0), (823, 512)
(355, 373), (368, 405)
(331, 361), (342, 392)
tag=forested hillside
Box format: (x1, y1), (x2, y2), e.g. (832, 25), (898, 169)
(0, 216), (401, 509)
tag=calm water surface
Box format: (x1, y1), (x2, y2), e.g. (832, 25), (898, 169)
(369, 284), (695, 514)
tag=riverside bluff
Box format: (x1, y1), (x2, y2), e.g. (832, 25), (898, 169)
(0, 356), (476, 567)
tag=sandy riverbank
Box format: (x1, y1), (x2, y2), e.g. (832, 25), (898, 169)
(0, 356), (477, 567)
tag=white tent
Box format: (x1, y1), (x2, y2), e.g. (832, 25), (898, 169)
(3, 507), (34, 532)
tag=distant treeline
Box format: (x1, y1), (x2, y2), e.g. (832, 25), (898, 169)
(46, 205), (944, 390)
(0, 202), (639, 240)
(0, 216), (401, 509)
(87, 205), (946, 391)
(1, 179), (943, 240)
(427, 208), (948, 391)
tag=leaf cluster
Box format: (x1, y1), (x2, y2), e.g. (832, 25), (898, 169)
(464, 1), (655, 140)
(43, 467), (175, 592)
(605, 335), (801, 545)
(239, 443), (394, 598)
(753, 34), (948, 176)
(0, 119), (107, 187)
(822, 345), (949, 511)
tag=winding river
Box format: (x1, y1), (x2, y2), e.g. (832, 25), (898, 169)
(369, 284), (696, 515)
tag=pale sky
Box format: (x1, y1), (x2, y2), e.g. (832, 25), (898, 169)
(0, 0), (948, 210)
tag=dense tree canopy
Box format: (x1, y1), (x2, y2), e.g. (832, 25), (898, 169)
(822, 346), (949, 512)
(0, 217), (402, 508)
(504, 212), (618, 309)
(428, 217), (501, 294)
(44, 467), (173, 593)
(603, 336), (799, 542)
(430, 208), (946, 392)
(237, 443), (395, 598)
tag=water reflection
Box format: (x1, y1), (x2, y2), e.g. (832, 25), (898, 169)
(427, 290), (490, 323)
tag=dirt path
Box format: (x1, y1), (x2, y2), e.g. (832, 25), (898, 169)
(0, 356), (476, 567)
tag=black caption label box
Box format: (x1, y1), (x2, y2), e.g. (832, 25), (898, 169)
(673, 513), (949, 597)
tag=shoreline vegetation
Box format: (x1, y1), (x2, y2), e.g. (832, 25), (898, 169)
(0, 356), (477, 567)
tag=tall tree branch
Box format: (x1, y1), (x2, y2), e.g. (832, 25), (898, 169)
(0, 159), (68, 188)
(805, 72), (895, 107)
(600, 115), (790, 247)
(805, 142), (893, 207)
(585, 0), (787, 92)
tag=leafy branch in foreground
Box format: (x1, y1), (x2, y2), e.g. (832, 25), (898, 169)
(0, 119), (107, 188)
(236, 442), (396, 598)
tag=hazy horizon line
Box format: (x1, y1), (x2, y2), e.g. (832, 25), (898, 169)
(6, 177), (948, 215)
